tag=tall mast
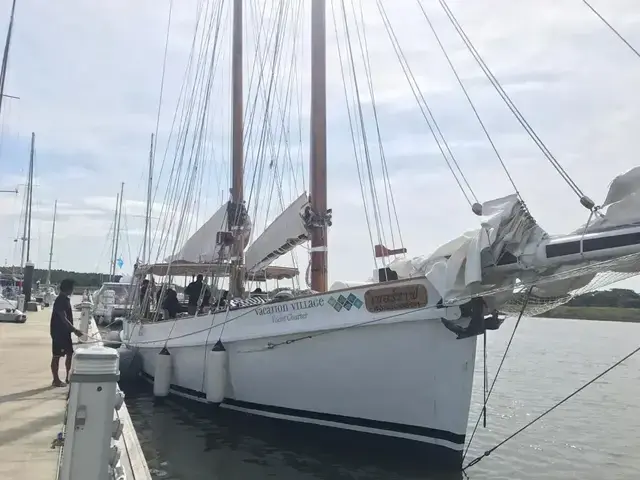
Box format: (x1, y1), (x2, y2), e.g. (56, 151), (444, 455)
(0, 0), (17, 120)
(25, 132), (34, 264)
(46, 199), (57, 285)
(309, 0), (328, 292)
(112, 182), (124, 280)
(228, 0), (245, 298)
(109, 192), (120, 280)
(142, 133), (154, 264)
(19, 162), (28, 268)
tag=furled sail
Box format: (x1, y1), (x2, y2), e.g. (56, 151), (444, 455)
(386, 168), (640, 313)
(166, 202), (251, 263)
(244, 193), (311, 274)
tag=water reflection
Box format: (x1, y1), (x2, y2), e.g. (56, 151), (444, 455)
(124, 381), (463, 480)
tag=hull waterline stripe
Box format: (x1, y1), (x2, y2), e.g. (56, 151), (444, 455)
(220, 402), (464, 451)
(139, 371), (465, 446)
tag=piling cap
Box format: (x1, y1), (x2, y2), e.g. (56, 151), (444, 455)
(73, 345), (120, 376)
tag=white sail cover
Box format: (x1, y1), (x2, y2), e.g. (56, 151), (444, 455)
(577, 166), (640, 233)
(244, 193), (311, 274)
(388, 194), (544, 303)
(166, 203), (251, 263)
(387, 167), (640, 309)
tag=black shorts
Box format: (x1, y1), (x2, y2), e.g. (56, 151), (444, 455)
(52, 336), (73, 357)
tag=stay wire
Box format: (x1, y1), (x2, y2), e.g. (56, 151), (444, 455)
(438, 0), (587, 202)
(376, 0), (478, 207)
(464, 342), (640, 471)
(330, 0), (378, 266)
(416, 0), (521, 199)
(463, 287), (532, 460)
(581, 0), (640, 60)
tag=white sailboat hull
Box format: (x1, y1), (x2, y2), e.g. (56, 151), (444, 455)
(124, 279), (477, 467)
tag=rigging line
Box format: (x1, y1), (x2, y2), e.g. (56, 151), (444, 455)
(152, 0), (174, 163)
(416, 0), (521, 198)
(134, 296), (449, 347)
(375, 0), (476, 207)
(265, 1), (304, 198)
(464, 342), (640, 471)
(376, 1), (479, 207)
(150, 0), (207, 222)
(151, 0), (224, 257)
(243, 0), (279, 161)
(351, 0), (399, 250)
(246, 7), (280, 235)
(154, 0), (225, 260)
(356, 0), (404, 251)
(345, 0), (391, 252)
(340, 0), (388, 253)
(330, 0), (377, 264)
(252, 0), (299, 200)
(581, 0), (640, 60)
(438, 0), (587, 202)
(463, 287), (532, 460)
(246, 0), (288, 212)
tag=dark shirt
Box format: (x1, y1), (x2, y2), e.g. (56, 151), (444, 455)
(162, 291), (181, 319)
(50, 294), (74, 338)
(185, 281), (203, 306)
(140, 284), (148, 303)
(202, 290), (211, 307)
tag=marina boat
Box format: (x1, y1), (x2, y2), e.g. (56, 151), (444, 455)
(122, 0), (640, 469)
(93, 281), (134, 325)
(0, 273), (21, 301)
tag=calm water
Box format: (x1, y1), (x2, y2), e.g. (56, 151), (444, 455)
(123, 318), (640, 480)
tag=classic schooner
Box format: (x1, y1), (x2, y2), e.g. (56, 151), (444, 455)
(122, 0), (640, 470)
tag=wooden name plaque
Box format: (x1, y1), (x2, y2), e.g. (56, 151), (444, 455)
(364, 284), (428, 313)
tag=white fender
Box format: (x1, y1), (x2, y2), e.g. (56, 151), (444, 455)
(153, 347), (172, 397)
(205, 341), (227, 403)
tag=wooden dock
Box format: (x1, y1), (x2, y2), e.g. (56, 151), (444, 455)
(0, 306), (151, 480)
(0, 308), (66, 480)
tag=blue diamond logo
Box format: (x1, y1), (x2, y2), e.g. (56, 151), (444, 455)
(328, 297), (336, 307)
(353, 298), (363, 309)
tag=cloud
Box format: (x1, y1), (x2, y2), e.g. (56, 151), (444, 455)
(1, 0), (640, 295)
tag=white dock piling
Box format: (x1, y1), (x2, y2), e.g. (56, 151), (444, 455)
(16, 293), (25, 311)
(79, 300), (92, 336)
(59, 346), (121, 480)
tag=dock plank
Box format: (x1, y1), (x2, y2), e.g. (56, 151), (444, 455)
(0, 308), (66, 480)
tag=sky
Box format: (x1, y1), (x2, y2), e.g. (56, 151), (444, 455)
(0, 0), (640, 291)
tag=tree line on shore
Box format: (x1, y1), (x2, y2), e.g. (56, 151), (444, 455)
(0, 266), (120, 288)
(3, 266), (639, 308)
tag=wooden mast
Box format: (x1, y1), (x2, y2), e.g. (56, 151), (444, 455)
(228, 0), (245, 298)
(309, 0), (328, 292)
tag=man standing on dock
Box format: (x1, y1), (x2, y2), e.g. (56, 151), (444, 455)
(50, 278), (83, 387)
